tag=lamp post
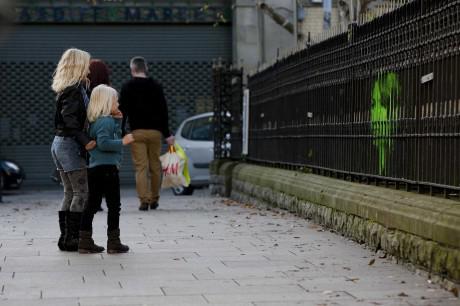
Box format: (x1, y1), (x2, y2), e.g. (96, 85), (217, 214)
(293, 0), (297, 46)
(350, 0), (357, 23)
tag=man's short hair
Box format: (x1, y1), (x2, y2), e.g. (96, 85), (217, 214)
(130, 56), (148, 73)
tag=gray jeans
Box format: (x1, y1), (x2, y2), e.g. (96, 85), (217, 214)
(51, 136), (86, 172)
(59, 169), (88, 212)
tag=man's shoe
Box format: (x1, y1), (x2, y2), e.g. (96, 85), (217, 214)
(139, 203), (149, 211)
(150, 202), (159, 210)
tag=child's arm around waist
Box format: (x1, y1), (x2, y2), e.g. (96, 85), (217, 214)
(94, 117), (123, 152)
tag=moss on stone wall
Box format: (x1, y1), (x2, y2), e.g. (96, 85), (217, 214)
(212, 161), (460, 284)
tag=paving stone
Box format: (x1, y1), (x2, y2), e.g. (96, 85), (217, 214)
(0, 188), (456, 306)
(0, 297), (79, 306)
(78, 295), (209, 306)
(204, 291), (355, 304)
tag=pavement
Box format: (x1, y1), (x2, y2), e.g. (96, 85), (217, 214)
(0, 187), (458, 306)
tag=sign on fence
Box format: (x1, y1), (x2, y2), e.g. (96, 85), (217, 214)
(242, 89), (250, 156)
(323, 0), (332, 31)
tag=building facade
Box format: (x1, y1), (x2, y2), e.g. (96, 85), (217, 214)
(0, 0), (232, 186)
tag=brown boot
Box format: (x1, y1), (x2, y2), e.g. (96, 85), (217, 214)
(78, 231), (105, 254)
(107, 229), (129, 254)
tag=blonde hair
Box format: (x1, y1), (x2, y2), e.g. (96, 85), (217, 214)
(52, 48), (91, 93)
(87, 85), (118, 123)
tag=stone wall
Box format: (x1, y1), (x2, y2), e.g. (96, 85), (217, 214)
(210, 160), (460, 285)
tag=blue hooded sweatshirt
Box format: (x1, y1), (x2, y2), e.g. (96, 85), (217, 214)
(88, 116), (123, 168)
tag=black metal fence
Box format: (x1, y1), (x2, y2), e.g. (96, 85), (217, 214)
(212, 62), (243, 159)
(244, 0), (460, 195)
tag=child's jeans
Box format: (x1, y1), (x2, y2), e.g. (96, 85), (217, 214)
(80, 165), (121, 232)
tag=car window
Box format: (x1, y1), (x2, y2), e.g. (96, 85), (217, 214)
(182, 116), (213, 141)
(181, 120), (194, 139)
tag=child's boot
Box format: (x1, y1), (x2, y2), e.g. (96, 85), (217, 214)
(107, 229), (129, 254)
(79, 231), (105, 253)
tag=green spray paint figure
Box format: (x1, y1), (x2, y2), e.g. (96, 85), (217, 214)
(371, 72), (400, 175)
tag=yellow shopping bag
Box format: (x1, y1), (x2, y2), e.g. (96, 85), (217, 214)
(174, 143), (191, 187)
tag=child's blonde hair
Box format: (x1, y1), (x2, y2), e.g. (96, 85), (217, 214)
(52, 48), (91, 93)
(87, 84), (118, 123)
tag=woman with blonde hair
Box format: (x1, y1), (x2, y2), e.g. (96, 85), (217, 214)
(79, 84), (134, 253)
(51, 48), (96, 252)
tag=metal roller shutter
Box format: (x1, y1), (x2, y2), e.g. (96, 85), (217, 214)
(0, 24), (232, 187)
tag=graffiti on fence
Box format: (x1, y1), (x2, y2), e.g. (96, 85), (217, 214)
(370, 72), (400, 175)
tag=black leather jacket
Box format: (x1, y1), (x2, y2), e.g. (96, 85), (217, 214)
(54, 85), (91, 146)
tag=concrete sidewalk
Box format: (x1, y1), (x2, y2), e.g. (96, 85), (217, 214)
(0, 188), (457, 306)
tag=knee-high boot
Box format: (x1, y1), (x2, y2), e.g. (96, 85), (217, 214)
(58, 211), (66, 251)
(65, 212), (82, 252)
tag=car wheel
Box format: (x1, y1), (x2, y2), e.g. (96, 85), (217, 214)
(172, 185), (194, 196)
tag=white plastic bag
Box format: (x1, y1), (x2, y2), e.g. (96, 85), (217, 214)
(160, 145), (187, 189)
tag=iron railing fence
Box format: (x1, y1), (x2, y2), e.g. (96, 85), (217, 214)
(230, 69), (244, 159)
(212, 62), (243, 159)
(247, 0), (460, 195)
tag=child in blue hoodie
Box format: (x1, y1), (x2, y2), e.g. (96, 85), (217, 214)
(79, 84), (134, 254)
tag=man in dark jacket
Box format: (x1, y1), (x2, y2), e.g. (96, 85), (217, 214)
(119, 56), (175, 211)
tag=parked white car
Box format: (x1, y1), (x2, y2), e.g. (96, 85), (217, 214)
(173, 112), (214, 195)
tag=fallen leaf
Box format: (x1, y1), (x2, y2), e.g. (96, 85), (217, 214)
(343, 266), (351, 270)
(451, 287), (459, 297)
(398, 292), (408, 297)
(346, 278), (359, 282)
(368, 258), (376, 266)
